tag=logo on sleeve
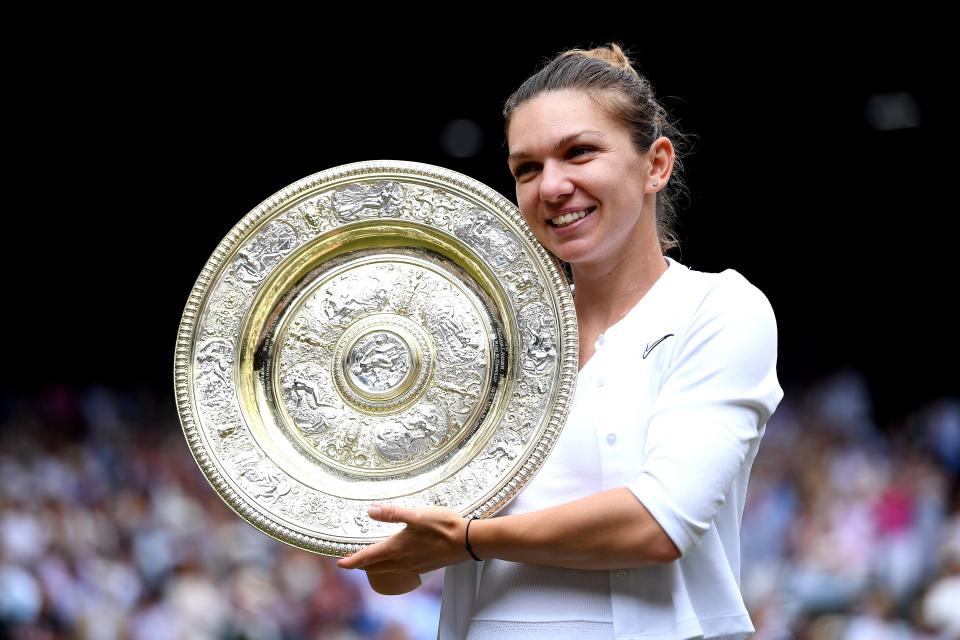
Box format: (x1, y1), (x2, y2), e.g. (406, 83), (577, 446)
(642, 334), (675, 359)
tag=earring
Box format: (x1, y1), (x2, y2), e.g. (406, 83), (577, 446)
(651, 180), (659, 187)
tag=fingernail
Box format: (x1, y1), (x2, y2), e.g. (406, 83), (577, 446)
(368, 505), (382, 518)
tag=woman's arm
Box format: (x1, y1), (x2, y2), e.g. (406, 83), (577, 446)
(471, 487), (680, 569)
(336, 487), (679, 575)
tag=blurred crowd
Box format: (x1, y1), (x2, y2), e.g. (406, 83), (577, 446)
(1, 372), (958, 639)
(741, 371), (960, 638)
(0, 386), (440, 640)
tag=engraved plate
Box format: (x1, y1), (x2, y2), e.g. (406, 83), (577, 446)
(174, 161), (578, 556)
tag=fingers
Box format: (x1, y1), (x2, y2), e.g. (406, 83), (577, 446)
(337, 542), (415, 573)
(367, 503), (419, 525)
(336, 552), (366, 570)
(337, 539), (388, 570)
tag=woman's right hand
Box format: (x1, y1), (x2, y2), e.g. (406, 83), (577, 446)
(365, 570), (422, 595)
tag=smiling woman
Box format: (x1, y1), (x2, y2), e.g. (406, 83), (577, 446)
(505, 88), (665, 293)
(503, 46), (691, 259)
(336, 43), (784, 640)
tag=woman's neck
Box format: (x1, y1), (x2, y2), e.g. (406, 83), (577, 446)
(571, 246), (668, 335)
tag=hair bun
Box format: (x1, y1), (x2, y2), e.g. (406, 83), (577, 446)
(560, 43), (639, 79)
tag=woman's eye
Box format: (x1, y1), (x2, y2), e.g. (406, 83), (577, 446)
(513, 164), (536, 178)
(512, 148), (590, 179)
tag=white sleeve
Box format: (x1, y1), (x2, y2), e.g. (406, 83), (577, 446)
(626, 274), (784, 556)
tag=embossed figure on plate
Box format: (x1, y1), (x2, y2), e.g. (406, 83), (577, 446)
(426, 297), (483, 364)
(375, 403), (447, 463)
(454, 209), (521, 268)
(234, 221), (298, 284)
(518, 302), (558, 375)
(348, 331), (411, 393)
(333, 181), (405, 221)
(280, 362), (342, 439)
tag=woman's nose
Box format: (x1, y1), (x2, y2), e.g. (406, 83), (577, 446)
(539, 161), (574, 202)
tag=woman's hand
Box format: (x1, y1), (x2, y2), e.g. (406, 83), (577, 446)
(365, 570), (422, 595)
(336, 503), (471, 574)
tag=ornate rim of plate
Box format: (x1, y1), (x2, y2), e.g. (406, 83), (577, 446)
(174, 160), (578, 557)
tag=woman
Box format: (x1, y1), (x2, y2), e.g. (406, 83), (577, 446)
(338, 43), (784, 640)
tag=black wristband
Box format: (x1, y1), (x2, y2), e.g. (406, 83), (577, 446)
(465, 516), (481, 561)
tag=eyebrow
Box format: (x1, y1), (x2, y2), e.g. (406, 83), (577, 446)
(507, 130), (607, 163)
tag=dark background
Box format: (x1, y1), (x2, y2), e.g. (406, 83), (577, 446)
(7, 20), (955, 427)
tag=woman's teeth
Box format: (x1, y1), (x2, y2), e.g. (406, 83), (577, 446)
(550, 208), (594, 227)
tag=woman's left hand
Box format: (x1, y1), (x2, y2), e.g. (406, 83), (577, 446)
(336, 504), (471, 574)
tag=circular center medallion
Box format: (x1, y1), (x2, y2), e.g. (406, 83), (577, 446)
(331, 314), (433, 414)
(347, 330), (412, 396)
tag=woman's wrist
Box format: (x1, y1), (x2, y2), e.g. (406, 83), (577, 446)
(465, 516), (482, 560)
(464, 516), (500, 562)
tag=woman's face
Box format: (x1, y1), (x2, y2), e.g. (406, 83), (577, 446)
(506, 89), (657, 269)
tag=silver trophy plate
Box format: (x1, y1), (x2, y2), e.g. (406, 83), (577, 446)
(174, 160), (578, 556)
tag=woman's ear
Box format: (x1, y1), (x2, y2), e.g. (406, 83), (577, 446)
(647, 137), (675, 193)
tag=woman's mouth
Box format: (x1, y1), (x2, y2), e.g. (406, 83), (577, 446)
(549, 207), (595, 227)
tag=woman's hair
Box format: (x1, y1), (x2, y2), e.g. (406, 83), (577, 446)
(503, 43), (692, 256)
